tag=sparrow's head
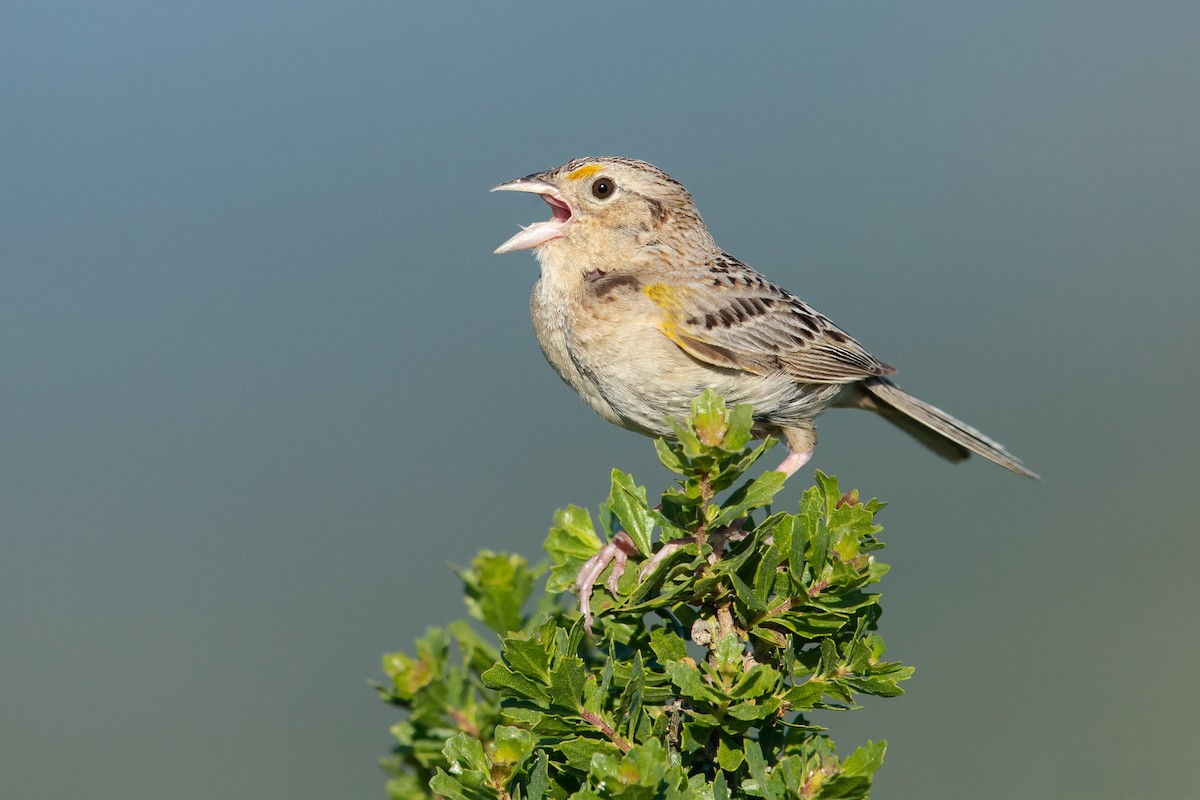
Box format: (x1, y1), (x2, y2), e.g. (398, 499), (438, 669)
(492, 157), (715, 265)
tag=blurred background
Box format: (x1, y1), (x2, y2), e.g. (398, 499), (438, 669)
(2, 3), (1197, 798)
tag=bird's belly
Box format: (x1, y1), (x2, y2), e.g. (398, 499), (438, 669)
(532, 278), (841, 440)
(579, 342), (714, 436)
(566, 306), (838, 438)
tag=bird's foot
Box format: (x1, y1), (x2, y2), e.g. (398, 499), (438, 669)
(574, 531), (639, 635)
(577, 520), (756, 634)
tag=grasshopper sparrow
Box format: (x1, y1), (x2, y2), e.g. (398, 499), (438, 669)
(493, 156), (1035, 480)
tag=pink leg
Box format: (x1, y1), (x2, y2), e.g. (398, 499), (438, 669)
(774, 449), (812, 478)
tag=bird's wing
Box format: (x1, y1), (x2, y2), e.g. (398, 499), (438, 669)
(644, 255), (895, 384)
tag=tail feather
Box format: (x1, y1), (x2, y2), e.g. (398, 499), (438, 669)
(859, 377), (1039, 479)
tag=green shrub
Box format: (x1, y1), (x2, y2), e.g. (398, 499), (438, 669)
(378, 391), (911, 799)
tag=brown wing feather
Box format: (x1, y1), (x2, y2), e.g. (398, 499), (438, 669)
(651, 253), (894, 384)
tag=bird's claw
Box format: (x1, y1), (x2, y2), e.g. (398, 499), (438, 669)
(575, 531), (639, 635)
(636, 538), (690, 582)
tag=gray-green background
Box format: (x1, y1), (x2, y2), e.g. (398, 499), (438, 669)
(3, 3), (1197, 799)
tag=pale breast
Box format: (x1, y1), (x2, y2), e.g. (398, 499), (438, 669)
(530, 276), (628, 428)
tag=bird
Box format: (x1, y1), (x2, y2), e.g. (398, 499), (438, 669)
(492, 156), (1037, 481)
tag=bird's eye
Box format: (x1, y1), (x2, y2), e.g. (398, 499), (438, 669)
(591, 178), (615, 200)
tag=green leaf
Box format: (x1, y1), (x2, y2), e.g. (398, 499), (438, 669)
(501, 631), (553, 683)
(716, 731), (744, 772)
(381, 650), (434, 700)
(756, 610), (847, 639)
(718, 437), (776, 487)
(456, 551), (537, 635)
(809, 519), (833, 581)
(797, 483), (824, 540)
(712, 634), (744, 681)
(722, 402), (755, 452)
(608, 470), (655, 555)
(690, 389), (730, 447)
(758, 512), (793, 561)
(598, 640), (616, 702)
(492, 725), (536, 770)
(645, 503), (692, 543)
(783, 680), (826, 711)
(728, 571), (766, 614)
(667, 415), (706, 460)
(565, 615), (587, 653)
(545, 505), (602, 593)
(618, 651), (647, 741)
(841, 676), (907, 698)
(818, 638), (841, 676)
(500, 705), (546, 729)
(556, 736), (621, 774)
(731, 664), (781, 699)
(654, 437), (687, 474)
(581, 674), (605, 718)
(547, 651), (587, 711)
(680, 720), (711, 755)
(480, 662), (549, 705)
(709, 470), (787, 529)
(713, 770), (730, 800)
(787, 540), (810, 600)
(814, 470), (842, 517)
(743, 739), (780, 800)
(841, 741), (886, 778)
(443, 732), (489, 775)
(526, 750), (550, 800)
(665, 660), (724, 705)
(649, 626), (688, 664)
(428, 770), (474, 800)
(727, 695), (782, 721)
(752, 544), (782, 607)
(447, 620), (500, 674)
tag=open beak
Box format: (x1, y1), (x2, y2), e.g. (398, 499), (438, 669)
(491, 175), (572, 254)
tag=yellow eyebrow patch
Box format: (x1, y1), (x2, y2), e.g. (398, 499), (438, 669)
(567, 164), (602, 181)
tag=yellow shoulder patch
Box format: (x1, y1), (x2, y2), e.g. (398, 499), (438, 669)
(643, 282), (686, 341)
(642, 282), (682, 311)
(643, 283), (753, 371)
(566, 164), (602, 182)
